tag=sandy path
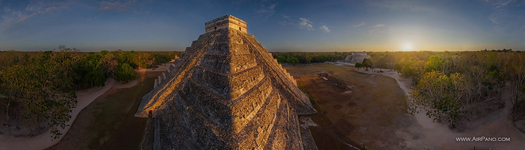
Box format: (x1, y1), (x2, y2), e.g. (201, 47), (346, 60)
(354, 69), (410, 95)
(135, 63), (171, 73)
(355, 68), (525, 149)
(330, 61), (355, 67)
(0, 78), (140, 150)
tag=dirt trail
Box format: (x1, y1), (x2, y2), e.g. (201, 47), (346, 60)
(135, 63), (171, 73)
(356, 68), (525, 149)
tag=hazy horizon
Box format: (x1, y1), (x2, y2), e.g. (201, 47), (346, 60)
(1, 0), (524, 52)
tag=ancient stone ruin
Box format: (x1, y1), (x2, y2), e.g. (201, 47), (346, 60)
(135, 15), (317, 149)
(345, 52), (370, 63)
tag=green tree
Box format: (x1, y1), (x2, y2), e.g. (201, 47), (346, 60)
(372, 55), (387, 71)
(99, 50), (109, 56)
(425, 55), (443, 72)
(276, 56), (286, 63)
(74, 54), (107, 89)
(410, 71), (466, 128)
(355, 63), (363, 69)
(285, 57), (300, 64)
(0, 52), (77, 139)
(113, 63), (137, 82)
(362, 58), (372, 70)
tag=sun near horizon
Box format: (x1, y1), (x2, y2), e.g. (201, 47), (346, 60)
(400, 41), (415, 51)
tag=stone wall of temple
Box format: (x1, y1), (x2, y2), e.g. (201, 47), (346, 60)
(205, 15), (247, 33)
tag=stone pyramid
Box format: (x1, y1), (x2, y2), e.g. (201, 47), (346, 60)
(135, 15), (317, 149)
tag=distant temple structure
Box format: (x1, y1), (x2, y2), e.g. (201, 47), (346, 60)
(345, 52), (370, 63)
(135, 15), (317, 150)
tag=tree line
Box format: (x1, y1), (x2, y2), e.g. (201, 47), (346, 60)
(272, 52), (347, 64)
(359, 51), (525, 129)
(0, 46), (180, 138)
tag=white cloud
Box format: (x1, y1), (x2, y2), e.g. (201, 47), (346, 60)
(483, 0), (525, 34)
(367, 1), (438, 14)
(319, 25), (330, 33)
(257, 4), (277, 13)
(495, 0), (514, 8)
(298, 18), (314, 30)
(281, 16), (324, 32)
(279, 21), (293, 25)
(99, 0), (138, 11)
(489, 14), (500, 24)
(279, 15), (293, 25)
(483, 0), (519, 8)
(99, 0), (151, 14)
(369, 24), (388, 35)
(0, 2), (66, 32)
(256, 3), (277, 18)
(374, 24), (385, 28)
(353, 22), (366, 28)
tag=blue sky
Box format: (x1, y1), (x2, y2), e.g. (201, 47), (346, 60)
(0, 0), (524, 52)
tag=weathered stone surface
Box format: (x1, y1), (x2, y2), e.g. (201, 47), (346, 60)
(205, 15), (247, 33)
(136, 15), (317, 150)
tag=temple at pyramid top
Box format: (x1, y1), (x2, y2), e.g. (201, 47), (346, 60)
(205, 14), (247, 33)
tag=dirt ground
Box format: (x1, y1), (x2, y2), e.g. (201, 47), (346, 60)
(48, 72), (162, 150)
(285, 63), (409, 150)
(287, 63), (525, 150)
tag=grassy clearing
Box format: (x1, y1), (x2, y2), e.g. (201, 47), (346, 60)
(286, 63), (408, 149)
(49, 76), (156, 150)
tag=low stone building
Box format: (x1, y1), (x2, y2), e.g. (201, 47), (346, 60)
(345, 52), (370, 63)
(135, 15), (317, 150)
